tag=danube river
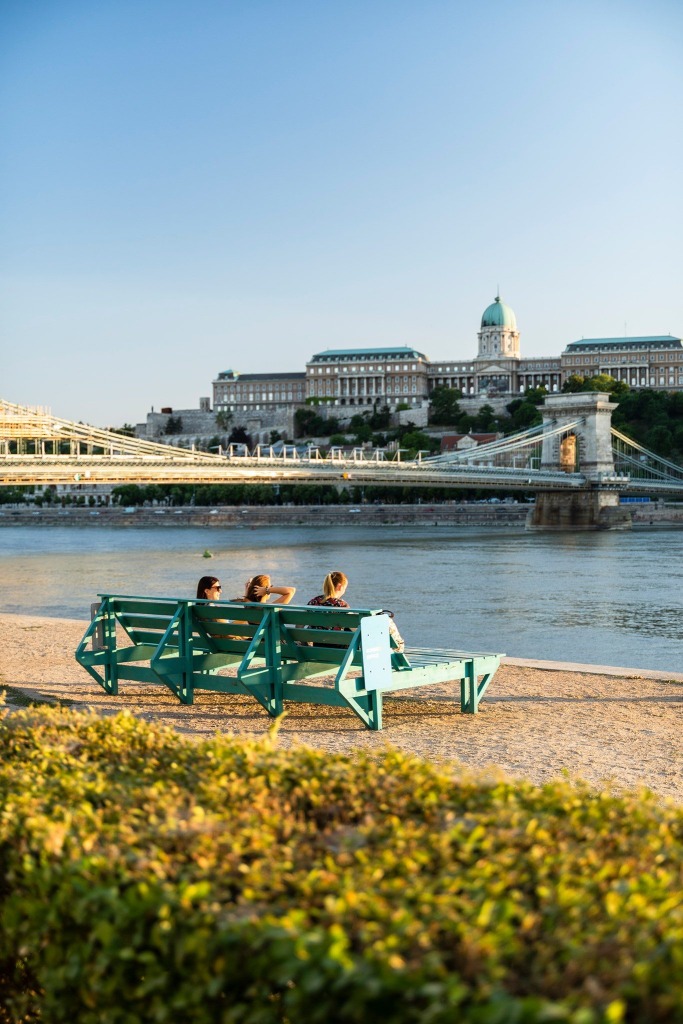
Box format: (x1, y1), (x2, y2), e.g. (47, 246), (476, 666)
(1, 525), (681, 673)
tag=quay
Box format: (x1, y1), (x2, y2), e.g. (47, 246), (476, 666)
(1, 501), (681, 528)
(0, 502), (529, 528)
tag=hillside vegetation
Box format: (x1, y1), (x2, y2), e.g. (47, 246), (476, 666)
(1, 706), (683, 1023)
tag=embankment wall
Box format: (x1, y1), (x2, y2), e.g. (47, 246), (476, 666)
(1, 503), (680, 529)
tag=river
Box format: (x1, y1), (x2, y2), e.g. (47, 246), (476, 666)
(0, 525), (681, 672)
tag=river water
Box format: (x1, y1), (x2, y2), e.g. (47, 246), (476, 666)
(0, 525), (681, 673)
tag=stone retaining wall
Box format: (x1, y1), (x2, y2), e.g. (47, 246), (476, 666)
(2, 503), (680, 529)
(0, 504), (530, 528)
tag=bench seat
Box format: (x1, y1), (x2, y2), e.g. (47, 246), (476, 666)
(75, 595), (504, 730)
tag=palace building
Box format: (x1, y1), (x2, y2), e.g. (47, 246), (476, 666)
(304, 347), (430, 409)
(207, 296), (683, 423)
(213, 370), (306, 414)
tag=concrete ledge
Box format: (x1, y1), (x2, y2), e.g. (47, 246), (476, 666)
(503, 656), (683, 683)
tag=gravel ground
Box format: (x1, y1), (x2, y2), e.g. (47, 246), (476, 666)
(1, 612), (682, 803)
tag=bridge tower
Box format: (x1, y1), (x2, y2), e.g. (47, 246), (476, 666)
(527, 392), (632, 531)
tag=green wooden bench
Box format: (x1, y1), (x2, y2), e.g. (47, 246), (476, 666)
(270, 606), (502, 729)
(75, 596), (503, 730)
(75, 594), (275, 707)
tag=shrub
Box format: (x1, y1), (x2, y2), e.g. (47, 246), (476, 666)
(1, 707), (683, 1022)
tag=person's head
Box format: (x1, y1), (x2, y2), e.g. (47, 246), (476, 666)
(245, 574), (270, 602)
(323, 571), (348, 599)
(197, 576), (222, 600)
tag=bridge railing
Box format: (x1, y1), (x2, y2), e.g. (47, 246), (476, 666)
(611, 428), (683, 484)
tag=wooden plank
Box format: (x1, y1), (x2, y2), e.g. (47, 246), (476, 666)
(124, 629), (175, 646)
(107, 598), (180, 616)
(276, 608), (375, 629)
(287, 646), (363, 665)
(115, 665), (168, 683)
(281, 683), (346, 707)
(117, 613), (178, 631)
(282, 626), (356, 645)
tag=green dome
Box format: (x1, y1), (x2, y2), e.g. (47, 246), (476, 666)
(481, 295), (517, 330)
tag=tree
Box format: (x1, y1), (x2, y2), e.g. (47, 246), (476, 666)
(111, 484), (145, 506)
(165, 415), (183, 435)
(228, 426), (251, 447)
(645, 424), (674, 458)
(215, 410), (232, 432)
(562, 374), (629, 400)
(429, 386), (462, 425)
(399, 429), (437, 458)
(473, 404), (497, 431)
(349, 413), (372, 444)
(294, 407), (340, 438)
(505, 398), (543, 430)
(369, 404), (391, 429)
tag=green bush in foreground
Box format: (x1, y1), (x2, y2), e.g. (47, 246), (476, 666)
(1, 707), (683, 1023)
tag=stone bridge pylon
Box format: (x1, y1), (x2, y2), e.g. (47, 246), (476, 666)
(527, 392), (632, 531)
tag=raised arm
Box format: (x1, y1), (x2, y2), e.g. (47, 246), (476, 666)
(253, 584), (297, 605)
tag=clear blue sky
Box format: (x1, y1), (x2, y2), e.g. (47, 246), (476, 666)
(2, 0), (681, 427)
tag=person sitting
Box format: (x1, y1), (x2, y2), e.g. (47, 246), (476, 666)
(307, 572), (405, 650)
(307, 571), (349, 608)
(381, 608), (406, 653)
(236, 574), (296, 605)
(196, 575), (222, 600)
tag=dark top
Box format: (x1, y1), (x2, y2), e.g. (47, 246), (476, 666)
(307, 595), (350, 608)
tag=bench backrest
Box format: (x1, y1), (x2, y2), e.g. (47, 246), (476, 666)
(273, 605), (382, 663)
(95, 594), (390, 668)
(190, 600), (274, 656)
(98, 595), (182, 648)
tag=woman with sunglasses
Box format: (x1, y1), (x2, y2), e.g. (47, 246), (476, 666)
(196, 576), (223, 600)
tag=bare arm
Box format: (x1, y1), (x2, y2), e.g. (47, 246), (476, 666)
(253, 584), (296, 605)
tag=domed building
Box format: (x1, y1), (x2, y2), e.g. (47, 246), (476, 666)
(477, 295), (520, 359)
(426, 295), (561, 402)
(471, 295), (522, 396)
(471, 295), (563, 398)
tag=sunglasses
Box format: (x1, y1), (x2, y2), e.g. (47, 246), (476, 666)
(211, 584), (222, 591)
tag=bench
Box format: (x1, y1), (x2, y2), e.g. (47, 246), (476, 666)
(75, 595), (504, 730)
(75, 594), (275, 707)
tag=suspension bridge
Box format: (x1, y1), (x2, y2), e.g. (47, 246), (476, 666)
(2, 395), (683, 528)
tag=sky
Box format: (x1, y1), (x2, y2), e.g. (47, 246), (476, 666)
(1, 0), (682, 427)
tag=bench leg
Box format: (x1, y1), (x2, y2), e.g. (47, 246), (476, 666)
(461, 662), (477, 714)
(460, 658), (500, 714)
(101, 606), (119, 696)
(338, 678), (383, 730)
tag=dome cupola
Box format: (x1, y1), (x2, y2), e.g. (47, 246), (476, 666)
(476, 293), (521, 361)
(481, 295), (517, 330)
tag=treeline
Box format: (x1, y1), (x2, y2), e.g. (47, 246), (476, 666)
(428, 385), (548, 434)
(609, 388), (683, 458)
(432, 378), (683, 461)
(110, 482), (481, 507)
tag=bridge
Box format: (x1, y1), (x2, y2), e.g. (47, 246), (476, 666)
(2, 394), (683, 529)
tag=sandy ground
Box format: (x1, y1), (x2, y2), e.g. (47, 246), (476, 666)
(1, 612), (682, 803)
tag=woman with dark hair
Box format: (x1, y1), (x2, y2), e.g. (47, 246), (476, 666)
(239, 574), (296, 605)
(196, 576), (222, 600)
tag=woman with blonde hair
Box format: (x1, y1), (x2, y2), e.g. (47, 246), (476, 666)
(307, 571), (349, 608)
(308, 571), (405, 651)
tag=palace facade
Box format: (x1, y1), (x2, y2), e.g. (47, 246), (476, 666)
(209, 296), (683, 418)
